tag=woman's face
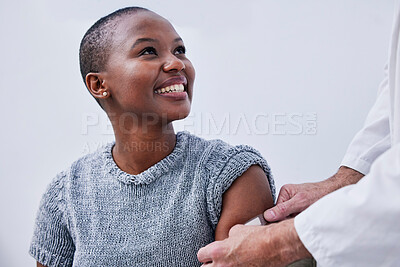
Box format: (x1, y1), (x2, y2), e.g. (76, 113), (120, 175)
(102, 11), (195, 125)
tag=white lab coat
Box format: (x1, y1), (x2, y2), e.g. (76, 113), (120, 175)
(294, 4), (400, 267)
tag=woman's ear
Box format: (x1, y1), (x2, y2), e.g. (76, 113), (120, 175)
(85, 73), (110, 99)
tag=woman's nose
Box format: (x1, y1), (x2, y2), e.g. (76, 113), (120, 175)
(162, 55), (185, 72)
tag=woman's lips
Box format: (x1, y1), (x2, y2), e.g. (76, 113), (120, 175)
(155, 91), (187, 100)
(155, 76), (187, 91)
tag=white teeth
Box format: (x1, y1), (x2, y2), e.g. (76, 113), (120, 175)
(155, 83), (185, 94)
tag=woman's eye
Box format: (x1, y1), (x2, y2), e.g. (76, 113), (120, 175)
(174, 46), (186, 55)
(140, 47), (157, 56)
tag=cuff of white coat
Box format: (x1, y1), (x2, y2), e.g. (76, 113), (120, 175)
(340, 154), (372, 175)
(294, 212), (332, 267)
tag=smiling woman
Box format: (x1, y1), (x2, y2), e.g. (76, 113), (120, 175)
(29, 7), (275, 267)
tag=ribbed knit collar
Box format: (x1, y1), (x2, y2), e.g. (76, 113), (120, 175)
(102, 131), (188, 185)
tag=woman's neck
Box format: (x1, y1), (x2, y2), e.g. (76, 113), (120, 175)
(112, 123), (176, 175)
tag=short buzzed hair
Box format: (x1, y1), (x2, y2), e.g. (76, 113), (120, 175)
(79, 7), (149, 108)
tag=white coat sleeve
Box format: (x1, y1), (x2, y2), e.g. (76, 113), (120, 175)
(340, 69), (391, 175)
(295, 143), (400, 267)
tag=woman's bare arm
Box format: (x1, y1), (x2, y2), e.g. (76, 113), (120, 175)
(215, 165), (274, 240)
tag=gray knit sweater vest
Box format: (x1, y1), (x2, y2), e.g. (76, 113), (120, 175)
(30, 131), (275, 266)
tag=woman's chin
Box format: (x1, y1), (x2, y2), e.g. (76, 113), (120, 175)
(165, 108), (191, 123)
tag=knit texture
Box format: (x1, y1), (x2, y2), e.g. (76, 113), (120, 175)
(29, 131), (275, 267)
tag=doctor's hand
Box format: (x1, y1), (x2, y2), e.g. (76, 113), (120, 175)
(264, 166), (364, 222)
(197, 219), (311, 267)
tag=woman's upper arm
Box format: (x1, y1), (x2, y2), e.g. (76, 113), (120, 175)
(30, 173), (75, 266)
(214, 165), (274, 240)
(37, 262), (46, 267)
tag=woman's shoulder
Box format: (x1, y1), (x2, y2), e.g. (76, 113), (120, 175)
(181, 133), (276, 226)
(49, 141), (114, 185)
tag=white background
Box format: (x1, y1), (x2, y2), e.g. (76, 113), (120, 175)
(0, 0), (395, 266)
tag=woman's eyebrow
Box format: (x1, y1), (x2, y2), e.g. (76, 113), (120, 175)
(174, 37), (183, 43)
(131, 38), (158, 49)
(131, 37), (183, 49)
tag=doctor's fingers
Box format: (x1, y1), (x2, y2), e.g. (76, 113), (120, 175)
(276, 184), (305, 204)
(264, 191), (310, 222)
(197, 241), (227, 265)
